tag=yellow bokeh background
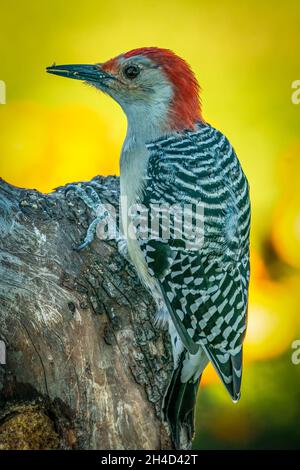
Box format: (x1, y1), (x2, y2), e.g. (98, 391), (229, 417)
(0, 0), (300, 449)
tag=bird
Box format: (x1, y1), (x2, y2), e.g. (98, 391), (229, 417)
(47, 47), (250, 449)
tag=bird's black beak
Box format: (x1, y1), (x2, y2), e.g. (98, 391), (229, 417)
(46, 63), (114, 84)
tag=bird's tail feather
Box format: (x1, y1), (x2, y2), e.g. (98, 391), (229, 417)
(163, 353), (201, 449)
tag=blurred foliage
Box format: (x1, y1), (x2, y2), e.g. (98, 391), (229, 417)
(0, 0), (299, 449)
(195, 354), (300, 449)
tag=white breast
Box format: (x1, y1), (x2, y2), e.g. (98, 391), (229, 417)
(120, 141), (152, 288)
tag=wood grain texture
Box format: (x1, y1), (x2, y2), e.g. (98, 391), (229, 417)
(0, 176), (176, 450)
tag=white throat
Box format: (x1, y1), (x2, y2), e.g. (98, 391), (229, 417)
(120, 89), (172, 199)
(122, 90), (171, 149)
(119, 111), (161, 218)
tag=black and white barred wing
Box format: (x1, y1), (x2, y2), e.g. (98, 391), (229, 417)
(137, 124), (250, 400)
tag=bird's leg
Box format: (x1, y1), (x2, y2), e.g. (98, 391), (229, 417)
(88, 182), (129, 258)
(65, 182), (130, 257)
(74, 216), (106, 251)
(65, 183), (110, 251)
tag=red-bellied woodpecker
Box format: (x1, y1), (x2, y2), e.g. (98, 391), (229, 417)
(47, 48), (250, 448)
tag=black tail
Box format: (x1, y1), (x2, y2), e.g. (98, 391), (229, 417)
(163, 353), (201, 449)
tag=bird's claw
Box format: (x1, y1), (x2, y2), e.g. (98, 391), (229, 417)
(65, 182), (109, 251)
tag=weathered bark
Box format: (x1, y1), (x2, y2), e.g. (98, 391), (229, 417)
(0, 176), (175, 450)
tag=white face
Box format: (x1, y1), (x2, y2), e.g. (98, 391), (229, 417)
(95, 55), (174, 128)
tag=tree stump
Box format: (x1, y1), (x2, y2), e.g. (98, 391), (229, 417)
(0, 176), (175, 450)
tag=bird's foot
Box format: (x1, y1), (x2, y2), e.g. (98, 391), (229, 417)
(65, 182), (110, 251)
(74, 215), (108, 251)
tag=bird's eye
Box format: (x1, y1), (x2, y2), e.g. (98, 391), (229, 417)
(124, 65), (140, 79)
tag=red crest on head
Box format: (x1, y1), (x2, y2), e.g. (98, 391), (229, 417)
(123, 47), (203, 131)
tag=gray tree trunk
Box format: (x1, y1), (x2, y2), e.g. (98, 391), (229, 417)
(0, 176), (176, 450)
